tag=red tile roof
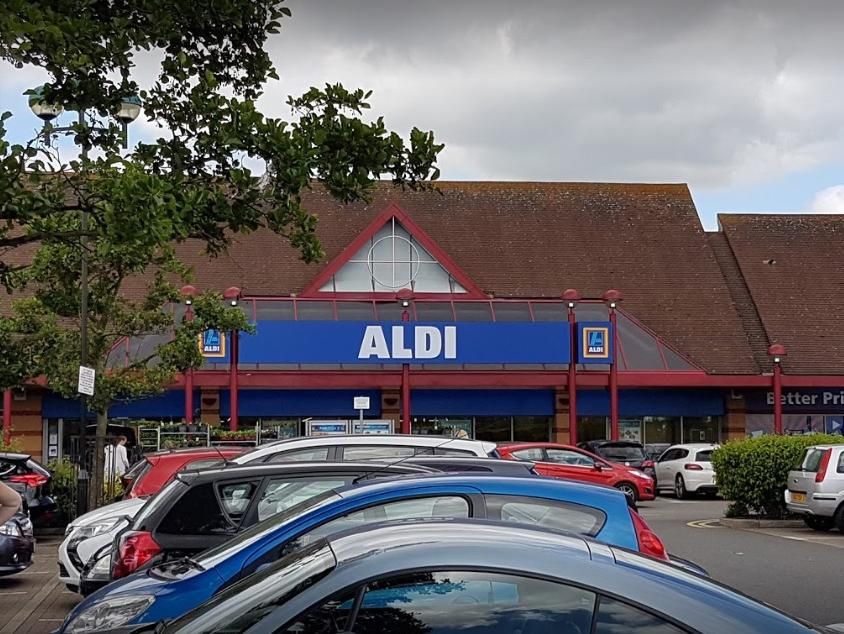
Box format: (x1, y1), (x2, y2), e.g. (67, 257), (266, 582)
(122, 181), (756, 374)
(718, 214), (844, 374)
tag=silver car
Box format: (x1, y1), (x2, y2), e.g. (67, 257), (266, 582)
(785, 444), (844, 531)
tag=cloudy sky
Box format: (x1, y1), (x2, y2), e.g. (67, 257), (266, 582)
(3, 0), (844, 228)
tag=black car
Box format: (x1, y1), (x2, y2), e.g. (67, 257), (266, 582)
(0, 453), (56, 526)
(576, 440), (655, 479)
(0, 483), (35, 576)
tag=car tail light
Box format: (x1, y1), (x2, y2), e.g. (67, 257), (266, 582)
(684, 464), (704, 471)
(629, 509), (668, 560)
(815, 449), (832, 483)
(8, 474), (49, 487)
(112, 531), (161, 579)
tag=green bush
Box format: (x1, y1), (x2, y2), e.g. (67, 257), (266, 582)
(47, 458), (79, 523)
(712, 434), (844, 518)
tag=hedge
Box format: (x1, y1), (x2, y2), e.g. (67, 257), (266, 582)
(712, 434), (844, 518)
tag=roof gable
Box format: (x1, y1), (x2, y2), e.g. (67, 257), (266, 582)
(302, 202), (485, 297)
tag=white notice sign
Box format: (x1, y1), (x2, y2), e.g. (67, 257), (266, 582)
(77, 365), (96, 396)
(353, 396), (371, 410)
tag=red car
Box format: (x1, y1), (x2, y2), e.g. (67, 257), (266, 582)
(498, 442), (656, 502)
(122, 446), (246, 499)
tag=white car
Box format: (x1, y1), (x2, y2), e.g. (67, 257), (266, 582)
(58, 497), (145, 591)
(231, 434), (500, 465)
(653, 443), (719, 499)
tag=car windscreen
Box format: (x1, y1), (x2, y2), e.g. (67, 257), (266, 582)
(164, 541), (336, 633)
(193, 489), (342, 569)
(799, 448), (826, 472)
(598, 445), (645, 461)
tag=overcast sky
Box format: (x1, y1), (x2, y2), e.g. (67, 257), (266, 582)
(3, 0), (844, 228)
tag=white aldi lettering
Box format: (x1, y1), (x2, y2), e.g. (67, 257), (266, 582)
(358, 325), (457, 360)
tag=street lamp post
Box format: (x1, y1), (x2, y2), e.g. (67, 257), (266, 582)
(768, 344), (787, 435)
(181, 285), (198, 424)
(562, 289), (581, 445)
(397, 290), (413, 434)
(224, 287), (242, 432)
(27, 86), (141, 474)
(603, 290), (623, 441)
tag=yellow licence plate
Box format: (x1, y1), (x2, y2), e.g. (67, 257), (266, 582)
(791, 492), (806, 503)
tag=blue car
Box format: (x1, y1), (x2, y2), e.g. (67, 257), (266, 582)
(61, 474), (657, 633)
(76, 520), (832, 634)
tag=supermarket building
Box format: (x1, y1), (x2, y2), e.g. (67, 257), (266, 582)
(4, 182), (844, 461)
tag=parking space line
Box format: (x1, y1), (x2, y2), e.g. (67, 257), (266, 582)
(687, 519), (722, 529)
(1, 591), (28, 595)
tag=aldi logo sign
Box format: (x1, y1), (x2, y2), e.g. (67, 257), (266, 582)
(578, 323), (613, 364)
(199, 329), (226, 357)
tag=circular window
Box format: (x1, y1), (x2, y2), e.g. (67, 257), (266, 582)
(367, 235), (420, 289)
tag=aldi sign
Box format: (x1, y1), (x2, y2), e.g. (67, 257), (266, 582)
(200, 329), (226, 357)
(578, 322), (613, 364)
(240, 321), (572, 365)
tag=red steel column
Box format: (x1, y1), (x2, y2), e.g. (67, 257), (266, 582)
(185, 304), (194, 424)
(609, 306), (619, 441)
(230, 329), (239, 432)
(3, 389), (12, 446)
(567, 303), (578, 445)
(401, 307), (411, 434)
(767, 344), (787, 435)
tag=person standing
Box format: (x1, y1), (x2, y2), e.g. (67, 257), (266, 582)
(104, 435), (130, 481)
(0, 481), (22, 526)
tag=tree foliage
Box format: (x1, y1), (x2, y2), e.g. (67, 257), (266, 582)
(0, 0), (442, 507)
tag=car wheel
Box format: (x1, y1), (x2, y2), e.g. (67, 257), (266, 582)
(675, 475), (688, 499)
(615, 482), (638, 502)
(835, 504), (844, 533)
(804, 516), (834, 531)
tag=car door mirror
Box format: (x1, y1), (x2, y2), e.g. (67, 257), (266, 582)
(593, 462), (603, 471)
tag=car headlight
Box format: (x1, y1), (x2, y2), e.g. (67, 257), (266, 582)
(73, 518), (123, 540)
(630, 470), (651, 480)
(0, 522), (22, 537)
(65, 595), (155, 633)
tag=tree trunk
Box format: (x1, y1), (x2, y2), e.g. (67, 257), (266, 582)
(88, 410), (109, 510)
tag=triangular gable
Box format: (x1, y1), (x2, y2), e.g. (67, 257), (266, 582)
(302, 203), (485, 297)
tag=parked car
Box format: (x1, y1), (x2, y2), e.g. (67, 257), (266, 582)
(122, 446), (247, 499)
(645, 442), (672, 461)
(0, 452), (56, 526)
(0, 482), (34, 577)
(577, 440), (656, 479)
(498, 442), (655, 501)
(63, 520), (830, 634)
(62, 474), (670, 631)
(786, 444), (844, 531)
(654, 443), (719, 499)
(59, 446), (246, 592)
(231, 434), (500, 465)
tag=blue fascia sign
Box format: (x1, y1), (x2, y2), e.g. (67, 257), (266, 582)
(239, 321), (573, 365)
(577, 322), (614, 364)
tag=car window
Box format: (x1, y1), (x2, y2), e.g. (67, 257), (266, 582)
(511, 448), (544, 461)
(658, 450), (676, 462)
(257, 478), (351, 522)
(281, 496), (471, 558)
(181, 458), (225, 472)
(280, 570), (596, 634)
(266, 447), (331, 463)
(546, 448), (595, 466)
(594, 596), (686, 633)
(219, 482), (259, 520)
(800, 448), (826, 472)
(158, 482), (236, 535)
(342, 446), (415, 460)
(597, 444), (646, 461)
(434, 448), (476, 456)
(485, 495), (606, 536)
(838, 452), (844, 474)
(695, 450), (713, 462)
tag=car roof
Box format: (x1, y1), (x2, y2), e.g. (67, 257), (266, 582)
(175, 460), (437, 483)
(149, 446), (246, 461)
(234, 434), (497, 463)
(332, 472), (626, 506)
(0, 452), (32, 462)
(669, 443), (719, 450)
(404, 455), (536, 470)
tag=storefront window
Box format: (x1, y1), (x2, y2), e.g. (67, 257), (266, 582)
(682, 416), (720, 443)
(643, 417), (680, 444)
(513, 416), (551, 442)
(411, 417), (472, 437)
(619, 418), (642, 443)
(577, 417), (608, 442)
(475, 416), (511, 442)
